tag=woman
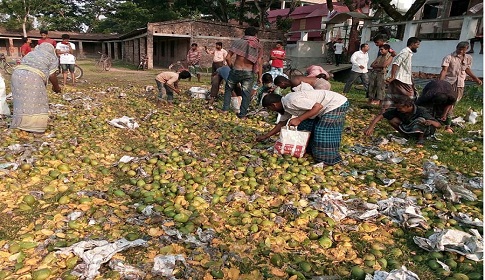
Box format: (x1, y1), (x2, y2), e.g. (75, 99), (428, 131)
(10, 43), (61, 133)
(256, 90), (349, 166)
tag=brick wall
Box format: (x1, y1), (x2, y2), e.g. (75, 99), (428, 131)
(148, 20), (285, 68)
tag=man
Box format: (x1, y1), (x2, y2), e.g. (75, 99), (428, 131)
(56, 34), (76, 86)
(256, 90), (349, 166)
(343, 43), (369, 96)
(368, 44), (393, 105)
(186, 43), (202, 82)
(20, 37), (32, 57)
(204, 42), (228, 74)
(373, 34), (396, 57)
(325, 38), (335, 65)
(364, 95), (441, 147)
(38, 30), (56, 47)
(439, 41), (482, 132)
(274, 74), (331, 91)
(208, 65), (241, 105)
(222, 26), (263, 119)
(415, 80), (457, 133)
(440, 41), (482, 102)
(155, 70), (191, 106)
(334, 38), (345, 67)
(306, 65), (332, 80)
(386, 37), (421, 98)
(270, 41), (286, 74)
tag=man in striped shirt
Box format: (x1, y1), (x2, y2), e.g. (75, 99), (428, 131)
(187, 43), (202, 82)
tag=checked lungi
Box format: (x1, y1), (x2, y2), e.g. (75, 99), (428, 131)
(297, 101), (349, 165)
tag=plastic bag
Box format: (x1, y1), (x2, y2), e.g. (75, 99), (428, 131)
(274, 121), (311, 158)
(188, 87), (208, 99)
(0, 74), (10, 115)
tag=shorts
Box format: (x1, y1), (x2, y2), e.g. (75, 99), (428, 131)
(61, 64), (75, 73)
(188, 64), (201, 76)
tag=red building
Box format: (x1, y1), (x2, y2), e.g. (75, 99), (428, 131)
(267, 3), (350, 42)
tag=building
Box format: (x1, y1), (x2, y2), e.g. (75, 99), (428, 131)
(0, 20), (284, 70)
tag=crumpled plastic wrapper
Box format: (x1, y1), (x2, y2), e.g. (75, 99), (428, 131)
(309, 191), (349, 221)
(152, 254), (187, 278)
(350, 144), (404, 164)
(405, 161), (477, 202)
(188, 87), (208, 99)
(108, 116), (139, 129)
(413, 229), (483, 261)
(119, 155), (136, 163)
(377, 197), (428, 229)
(366, 266), (420, 280)
(56, 238), (147, 280)
(452, 212), (483, 227)
(109, 259), (146, 280)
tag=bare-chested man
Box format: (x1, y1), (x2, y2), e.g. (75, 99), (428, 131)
(222, 27), (263, 119)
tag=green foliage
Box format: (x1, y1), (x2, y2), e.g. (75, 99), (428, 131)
(465, 85), (483, 102)
(276, 16), (292, 32)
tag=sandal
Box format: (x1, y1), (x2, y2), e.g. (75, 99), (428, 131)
(416, 139), (425, 146)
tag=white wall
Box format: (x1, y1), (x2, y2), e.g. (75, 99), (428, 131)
(286, 41), (325, 69)
(366, 40), (483, 77)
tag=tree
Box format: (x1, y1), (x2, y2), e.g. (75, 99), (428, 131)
(0, 0), (48, 36)
(253, 0), (275, 29)
(371, 0), (427, 38)
(37, 0), (83, 32)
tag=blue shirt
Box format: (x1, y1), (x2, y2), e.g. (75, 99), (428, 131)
(217, 66), (231, 81)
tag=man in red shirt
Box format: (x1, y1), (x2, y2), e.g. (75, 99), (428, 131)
(38, 30), (57, 47)
(270, 41), (285, 75)
(20, 37), (32, 57)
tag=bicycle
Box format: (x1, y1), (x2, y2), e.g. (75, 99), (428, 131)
(95, 52), (112, 71)
(137, 55), (148, 70)
(0, 53), (14, 75)
(283, 58), (303, 78)
(56, 64), (83, 81)
(168, 59), (189, 72)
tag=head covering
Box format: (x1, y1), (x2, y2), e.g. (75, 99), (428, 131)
(17, 43), (59, 82)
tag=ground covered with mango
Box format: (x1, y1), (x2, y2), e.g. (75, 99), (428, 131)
(0, 63), (483, 280)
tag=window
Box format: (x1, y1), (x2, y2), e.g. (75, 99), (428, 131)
(153, 42), (157, 56)
(170, 41), (175, 58)
(449, 0), (469, 17)
(161, 42), (165, 57)
(422, 3), (440, 19)
(299, 19), (306, 30)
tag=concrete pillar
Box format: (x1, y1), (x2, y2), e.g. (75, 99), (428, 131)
(101, 42), (106, 54)
(147, 24), (154, 69)
(326, 23), (335, 42)
(402, 22), (418, 40)
(107, 42), (112, 58)
(280, 1), (285, 9)
(460, 16), (479, 41)
(114, 42), (119, 60)
(360, 20), (372, 44)
(121, 41), (125, 61)
(301, 32), (308, 41)
(7, 38), (14, 56)
(134, 39), (140, 65)
(78, 41), (84, 58)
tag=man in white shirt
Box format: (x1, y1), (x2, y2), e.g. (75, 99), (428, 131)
(205, 42), (228, 74)
(343, 43), (369, 95)
(56, 34), (76, 86)
(334, 38), (345, 66)
(386, 37), (421, 98)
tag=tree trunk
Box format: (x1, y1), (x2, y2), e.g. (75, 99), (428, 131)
(238, 0), (246, 25)
(347, 21), (359, 55)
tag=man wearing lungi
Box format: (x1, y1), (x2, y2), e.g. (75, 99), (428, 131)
(256, 91), (349, 166)
(386, 37), (421, 99)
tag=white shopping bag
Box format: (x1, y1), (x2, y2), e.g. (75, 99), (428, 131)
(0, 74), (9, 115)
(274, 121), (311, 158)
